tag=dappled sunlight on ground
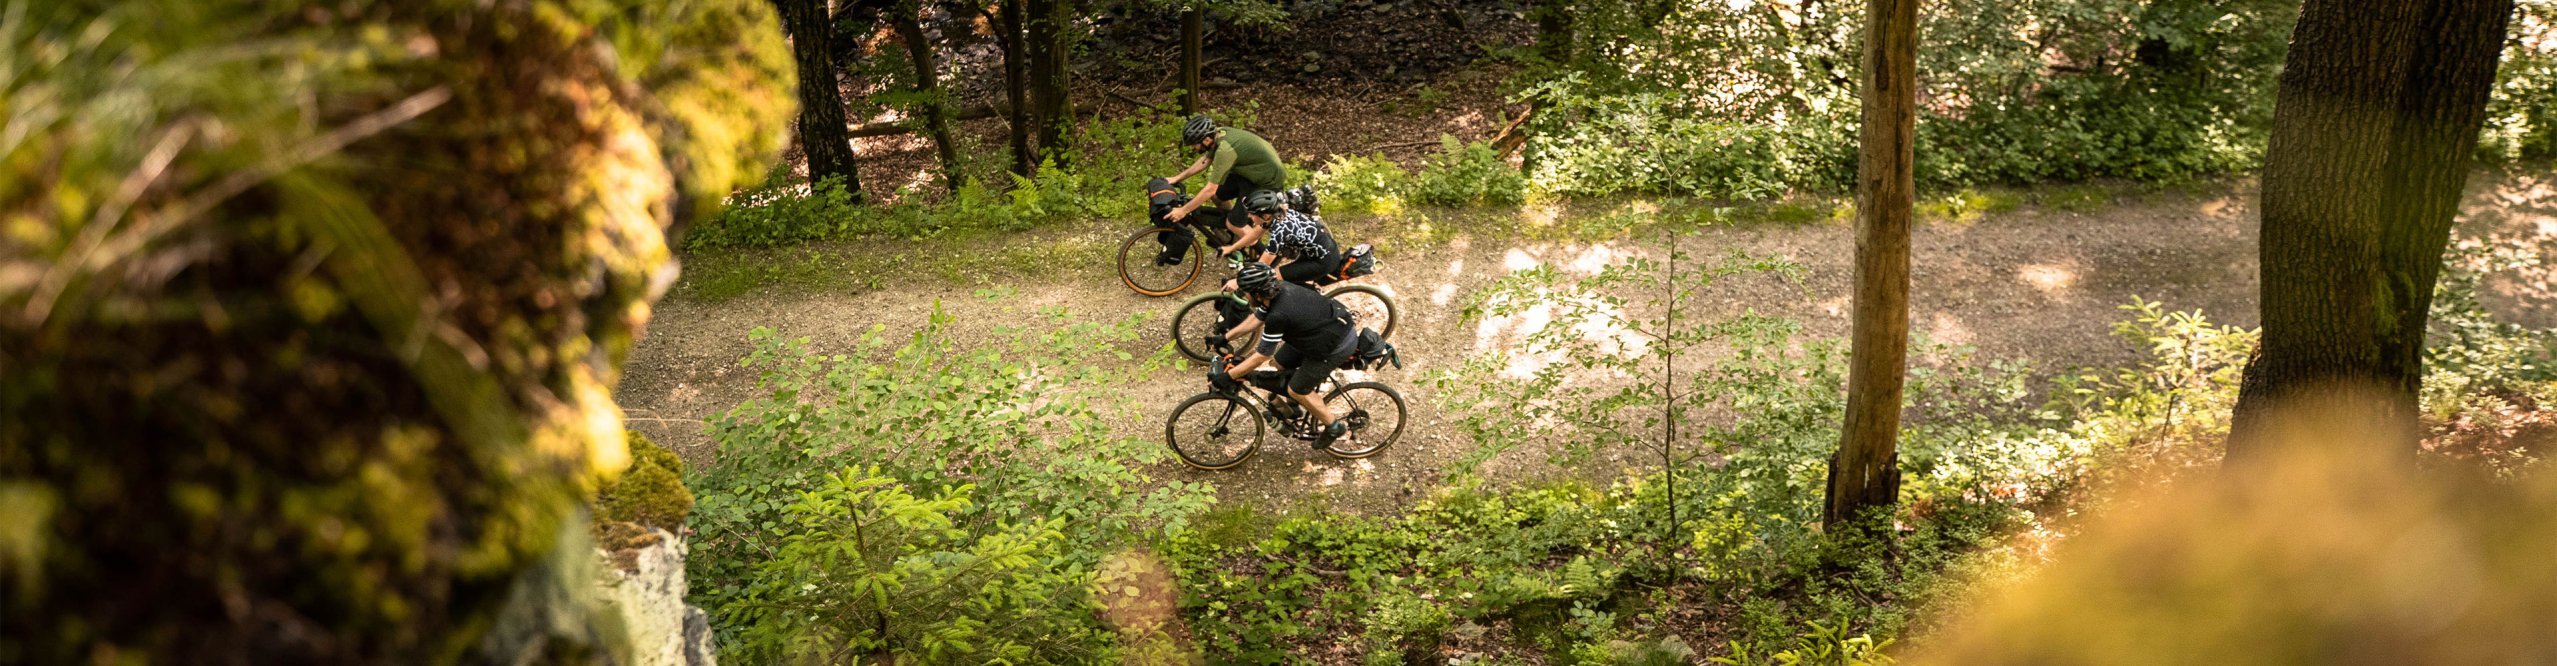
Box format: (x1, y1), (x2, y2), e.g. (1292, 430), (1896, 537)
(2016, 261), (2080, 301)
(2459, 169), (2557, 328)
(1926, 311), (1977, 347)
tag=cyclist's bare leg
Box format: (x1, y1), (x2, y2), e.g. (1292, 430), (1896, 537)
(1287, 386), (1335, 427)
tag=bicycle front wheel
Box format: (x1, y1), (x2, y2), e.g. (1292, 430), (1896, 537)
(1321, 382), (1406, 458)
(1118, 227), (1204, 297)
(1173, 292), (1247, 362)
(1324, 284), (1399, 342)
(1166, 392), (1265, 469)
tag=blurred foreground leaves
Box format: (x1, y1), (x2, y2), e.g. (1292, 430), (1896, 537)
(0, 0), (791, 662)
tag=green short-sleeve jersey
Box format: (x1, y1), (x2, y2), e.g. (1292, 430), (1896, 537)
(1206, 128), (1287, 191)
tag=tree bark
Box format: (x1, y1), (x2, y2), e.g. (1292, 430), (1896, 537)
(775, 0), (866, 199)
(1026, 0), (1074, 166)
(1180, 6), (1204, 114)
(2229, 0), (2517, 460)
(892, 6), (964, 192)
(1825, 0), (1916, 528)
(999, 0), (1037, 176)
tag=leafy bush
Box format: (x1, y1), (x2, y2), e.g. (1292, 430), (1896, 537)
(685, 114), (1192, 249)
(687, 302), (1215, 660)
(1313, 152), (1416, 216)
(718, 467), (1105, 664)
(1521, 83), (1798, 200)
(1410, 136), (1529, 207)
(1516, 0), (2297, 193)
(2480, 0), (2557, 162)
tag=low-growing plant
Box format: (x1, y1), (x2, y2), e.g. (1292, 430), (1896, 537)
(1314, 152), (1416, 216)
(1410, 136), (1529, 207)
(718, 466), (1105, 663)
(687, 302), (1216, 658)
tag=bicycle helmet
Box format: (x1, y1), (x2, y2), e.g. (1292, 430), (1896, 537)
(1236, 262), (1280, 297)
(1181, 115), (1218, 150)
(1242, 190), (1287, 216)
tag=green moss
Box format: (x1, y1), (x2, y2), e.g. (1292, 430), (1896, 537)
(596, 431), (692, 533)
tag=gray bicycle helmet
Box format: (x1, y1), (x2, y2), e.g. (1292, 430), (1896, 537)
(1242, 190), (1287, 216)
(1236, 262), (1280, 297)
(1181, 115), (1218, 150)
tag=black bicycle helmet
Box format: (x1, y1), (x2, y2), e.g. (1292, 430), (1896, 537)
(1181, 115), (1218, 150)
(1236, 262), (1280, 297)
(1242, 190), (1287, 216)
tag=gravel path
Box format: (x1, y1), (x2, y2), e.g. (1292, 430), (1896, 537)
(617, 170), (2555, 516)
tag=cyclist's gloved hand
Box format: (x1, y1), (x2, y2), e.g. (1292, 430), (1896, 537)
(1208, 363), (1240, 393)
(1203, 335), (1231, 353)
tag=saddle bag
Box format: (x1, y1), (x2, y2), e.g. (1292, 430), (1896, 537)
(1344, 328), (1402, 371)
(1334, 243), (1379, 280)
(1146, 177), (1188, 228)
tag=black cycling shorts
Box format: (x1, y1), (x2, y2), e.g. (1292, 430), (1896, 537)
(1273, 338), (1354, 395)
(1277, 255), (1338, 287)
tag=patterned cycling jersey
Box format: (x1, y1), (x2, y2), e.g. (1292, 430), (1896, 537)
(1262, 210), (1337, 262)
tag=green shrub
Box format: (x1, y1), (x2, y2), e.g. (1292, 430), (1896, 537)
(1313, 152), (1416, 216)
(686, 175), (862, 249)
(2480, 1), (2557, 162)
(1410, 136), (1527, 207)
(687, 302), (1214, 659)
(1521, 83), (1796, 200)
(595, 429), (692, 533)
(718, 466), (1104, 664)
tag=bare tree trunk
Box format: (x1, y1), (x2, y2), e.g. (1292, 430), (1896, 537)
(2229, 0), (2517, 460)
(1026, 0), (1074, 166)
(1522, 0), (1575, 172)
(892, 7), (964, 192)
(1825, 0), (1916, 528)
(1180, 6), (1204, 114)
(997, 2), (1036, 176)
(775, 0), (865, 199)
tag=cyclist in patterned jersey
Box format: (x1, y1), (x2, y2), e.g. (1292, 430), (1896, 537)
(1222, 190), (1340, 285)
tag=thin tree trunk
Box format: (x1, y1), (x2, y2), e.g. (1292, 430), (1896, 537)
(1180, 6), (1204, 114)
(1523, 0), (1574, 172)
(999, 1), (1036, 176)
(774, 0), (865, 199)
(1825, 0), (1916, 528)
(892, 7), (964, 192)
(1026, 0), (1074, 166)
(2228, 0), (2516, 460)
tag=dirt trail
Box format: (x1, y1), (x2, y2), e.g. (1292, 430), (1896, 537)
(618, 170), (2555, 516)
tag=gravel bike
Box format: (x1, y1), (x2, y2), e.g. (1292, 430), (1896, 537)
(1117, 180), (1246, 296)
(1169, 277), (1397, 363)
(1164, 348), (1407, 470)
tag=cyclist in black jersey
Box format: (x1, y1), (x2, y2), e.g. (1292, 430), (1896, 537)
(1217, 263), (1355, 449)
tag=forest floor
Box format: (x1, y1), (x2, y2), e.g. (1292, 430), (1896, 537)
(618, 168), (2557, 516)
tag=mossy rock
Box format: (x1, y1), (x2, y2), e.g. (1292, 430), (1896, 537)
(596, 430), (693, 534)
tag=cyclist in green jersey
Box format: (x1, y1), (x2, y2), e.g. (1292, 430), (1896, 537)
(1162, 116), (1294, 260)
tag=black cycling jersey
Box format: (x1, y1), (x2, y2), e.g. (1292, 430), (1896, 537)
(1253, 282), (1355, 359)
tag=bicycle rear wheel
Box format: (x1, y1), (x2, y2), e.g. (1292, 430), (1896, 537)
(1173, 292), (1247, 362)
(1321, 382), (1406, 458)
(1118, 227), (1204, 296)
(1166, 392), (1265, 469)
(1324, 284), (1398, 342)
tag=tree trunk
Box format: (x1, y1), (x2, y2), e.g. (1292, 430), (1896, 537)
(1522, 0), (1574, 173)
(1825, 0), (1916, 528)
(1026, 0), (1074, 166)
(1180, 6), (1204, 114)
(998, 1), (1036, 176)
(775, 0), (865, 199)
(892, 7), (964, 192)
(2228, 0), (2517, 460)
